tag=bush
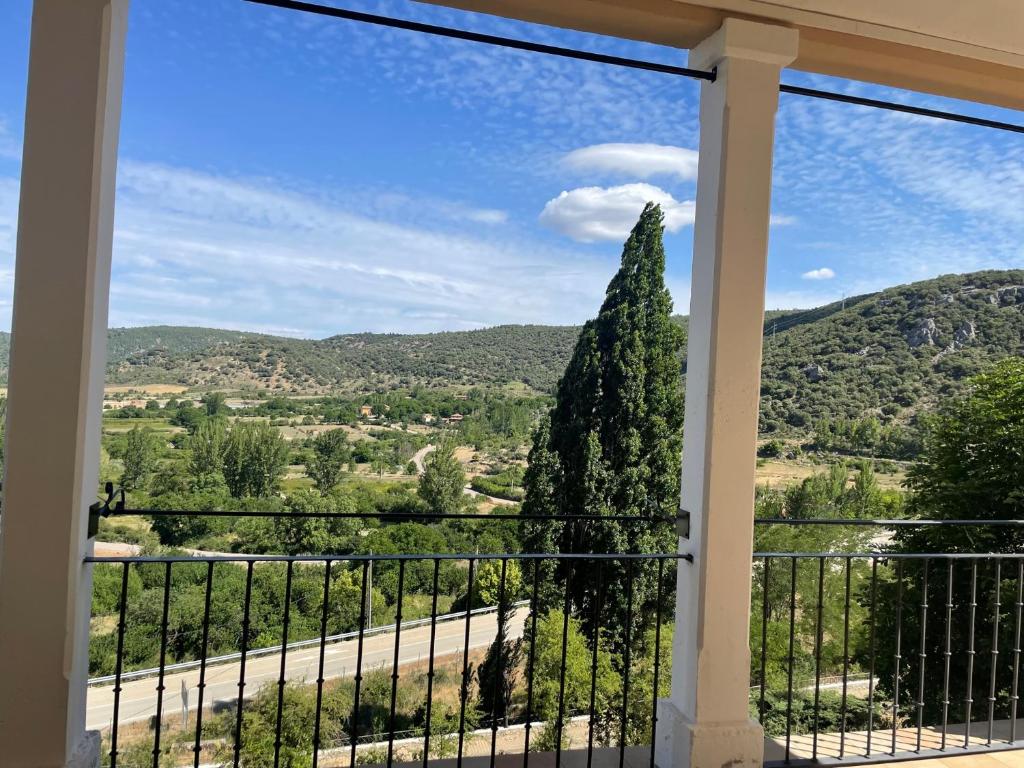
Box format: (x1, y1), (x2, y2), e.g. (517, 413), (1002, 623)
(754, 689), (876, 738)
(469, 475), (525, 501)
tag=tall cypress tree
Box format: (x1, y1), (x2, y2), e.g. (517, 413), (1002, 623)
(522, 203), (685, 641)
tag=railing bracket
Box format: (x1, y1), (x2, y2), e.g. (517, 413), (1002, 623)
(676, 508), (691, 539)
(88, 482), (125, 539)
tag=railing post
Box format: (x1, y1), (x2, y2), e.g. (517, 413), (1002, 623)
(655, 18), (797, 768)
(0, 1), (128, 766)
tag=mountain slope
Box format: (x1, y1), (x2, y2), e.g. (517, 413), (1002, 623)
(1, 270), (1021, 428)
(759, 270), (1024, 430)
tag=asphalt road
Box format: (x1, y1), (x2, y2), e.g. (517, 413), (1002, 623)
(87, 606), (527, 732)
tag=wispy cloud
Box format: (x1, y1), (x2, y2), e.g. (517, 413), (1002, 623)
(562, 143), (699, 181)
(106, 161), (624, 336)
(802, 267), (835, 280)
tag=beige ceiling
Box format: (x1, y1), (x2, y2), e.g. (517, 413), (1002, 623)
(416, 0), (1024, 111)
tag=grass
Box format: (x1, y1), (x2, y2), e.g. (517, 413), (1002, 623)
(755, 457), (906, 491)
(282, 475), (316, 492)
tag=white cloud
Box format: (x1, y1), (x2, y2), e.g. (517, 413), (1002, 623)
(562, 143), (699, 181)
(540, 183), (695, 243)
(770, 214), (798, 226)
(801, 267), (836, 280)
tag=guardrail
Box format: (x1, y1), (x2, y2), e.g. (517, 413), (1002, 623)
(87, 551), (682, 768)
(87, 600), (530, 686)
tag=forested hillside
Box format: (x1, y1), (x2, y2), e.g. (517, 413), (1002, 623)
(759, 270), (1024, 431)
(1, 270), (1021, 430)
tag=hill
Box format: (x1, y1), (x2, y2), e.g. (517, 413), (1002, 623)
(759, 270), (1024, 430)
(1, 270), (1021, 429)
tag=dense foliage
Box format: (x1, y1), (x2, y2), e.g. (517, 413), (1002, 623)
(522, 204), (683, 641)
(872, 359), (1024, 722)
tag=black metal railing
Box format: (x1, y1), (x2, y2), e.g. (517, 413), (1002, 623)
(86, 552), (682, 768)
(752, 550), (1024, 766)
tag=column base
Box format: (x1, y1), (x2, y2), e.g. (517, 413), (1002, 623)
(654, 699), (764, 768)
(66, 731), (100, 768)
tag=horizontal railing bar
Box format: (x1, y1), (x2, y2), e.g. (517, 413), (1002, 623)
(755, 518), (1024, 527)
(86, 551), (692, 563)
(779, 83), (1024, 135)
(242, 0), (716, 81)
(242, 0), (1024, 135)
(88, 599), (529, 686)
(101, 507), (675, 524)
(755, 551), (1024, 559)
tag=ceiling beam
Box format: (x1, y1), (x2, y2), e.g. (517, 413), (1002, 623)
(415, 0), (1024, 111)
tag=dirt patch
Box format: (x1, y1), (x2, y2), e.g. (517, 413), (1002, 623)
(105, 384), (189, 395)
(756, 459), (906, 491)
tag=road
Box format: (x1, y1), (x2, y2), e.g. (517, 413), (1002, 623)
(411, 443), (436, 473)
(411, 443), (515, 507)
(463, 486), (518, 507)
(86, 606), (527, 731)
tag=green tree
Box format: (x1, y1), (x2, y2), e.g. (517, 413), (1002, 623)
(201, 391), (227, 417)
(624, 623), (673, 745)
(475, 559), (523, 607)
(305, 429), (350, 491)
(874, 359), (1024, 722)
(120, 426), (160, 490)
(476, 562), (524, 726)
(186, 417), (227, 489)
(531, 609), (620, 732)
(222, 421), (289, 498)
(523, 203), (684, 639)
(243, 489), (361, 556)
(418, 442), (466, 515)
(369, 445), (393, 479)
(520, 416), (562, 606)
(213, 681), (328, 768)
(904, 358), (1024, 533)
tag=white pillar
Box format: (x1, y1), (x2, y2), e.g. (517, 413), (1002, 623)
(656, 18), (797, 768)
(0, 1), (128, 766)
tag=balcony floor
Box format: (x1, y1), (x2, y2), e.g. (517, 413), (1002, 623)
(766, 717), (1024, 764)
(869, 751), (1024, 767)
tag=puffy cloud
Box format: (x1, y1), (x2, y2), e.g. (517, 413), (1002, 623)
(562, 143), (699, 181)
(801, 267), (836, 280)
(540, 183), (695, 243)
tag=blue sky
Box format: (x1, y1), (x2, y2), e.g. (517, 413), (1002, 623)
(0, 0), (1022, 338)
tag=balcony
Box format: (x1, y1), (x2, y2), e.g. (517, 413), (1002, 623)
(1, 3), (1023, 768)
(77, 513), (1024, 768)
(86, 549), (681, 768)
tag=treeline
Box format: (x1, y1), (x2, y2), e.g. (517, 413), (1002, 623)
(106, 387), (550, 450)
(809, 416), (920, 459)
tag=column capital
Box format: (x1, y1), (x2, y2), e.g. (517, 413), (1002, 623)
(690, 17), (798, 71)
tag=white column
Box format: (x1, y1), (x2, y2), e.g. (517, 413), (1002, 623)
(656, 18), (797, 768)
(0, 1), (128, 766)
